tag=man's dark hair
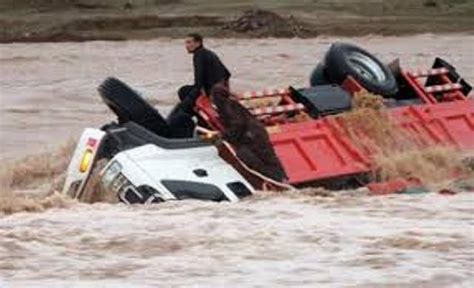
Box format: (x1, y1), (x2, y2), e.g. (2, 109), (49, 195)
(187, 33), (203, 44)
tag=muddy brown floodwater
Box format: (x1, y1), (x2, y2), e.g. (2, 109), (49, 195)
(0, 34), (473, 287)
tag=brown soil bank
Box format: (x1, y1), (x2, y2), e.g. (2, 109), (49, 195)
(1, 0), (473, 42)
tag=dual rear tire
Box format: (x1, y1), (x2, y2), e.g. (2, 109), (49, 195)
(310, 43), (398, 97)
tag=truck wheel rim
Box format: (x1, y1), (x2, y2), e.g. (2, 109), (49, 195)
(347, 51), (387, 83)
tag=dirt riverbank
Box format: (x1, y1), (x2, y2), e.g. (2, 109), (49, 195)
(1, 0), (473, 43)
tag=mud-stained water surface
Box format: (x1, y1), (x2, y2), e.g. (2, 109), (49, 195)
(0, 35), (473, 287)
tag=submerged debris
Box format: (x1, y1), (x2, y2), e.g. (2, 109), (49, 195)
(338, 91), (471, 186)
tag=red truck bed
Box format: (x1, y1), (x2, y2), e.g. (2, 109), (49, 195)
(196, 59), (473, 186)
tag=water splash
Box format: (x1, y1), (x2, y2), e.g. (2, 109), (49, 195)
(0, 141), (76, 215)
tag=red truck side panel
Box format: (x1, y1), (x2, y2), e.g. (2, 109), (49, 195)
(270, 99), (474, 184)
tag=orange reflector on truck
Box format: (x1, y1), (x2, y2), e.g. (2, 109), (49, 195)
(79, 148), (94, 173)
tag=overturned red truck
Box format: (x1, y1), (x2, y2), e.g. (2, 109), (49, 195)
(62, 43), (473, 204)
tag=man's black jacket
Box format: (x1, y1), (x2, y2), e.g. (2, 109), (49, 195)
(193, 46), (231, 94)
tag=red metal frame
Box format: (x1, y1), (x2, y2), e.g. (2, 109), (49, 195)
(195, 62), (474, 186)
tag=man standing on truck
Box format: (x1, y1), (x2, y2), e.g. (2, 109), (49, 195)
(167, 33), (231, 137)
(178, 33), (231, 112)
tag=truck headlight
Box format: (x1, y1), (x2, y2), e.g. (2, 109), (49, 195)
(110, 173), (132, 194)
(101, 161), (122, 188)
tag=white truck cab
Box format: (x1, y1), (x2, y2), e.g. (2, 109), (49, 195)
(62, 123), (254, 204)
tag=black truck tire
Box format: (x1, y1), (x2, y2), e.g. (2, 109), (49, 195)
(309, 63), (330, 86)
(98, 77), (172, 137)
(324, 42), (398, 97)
